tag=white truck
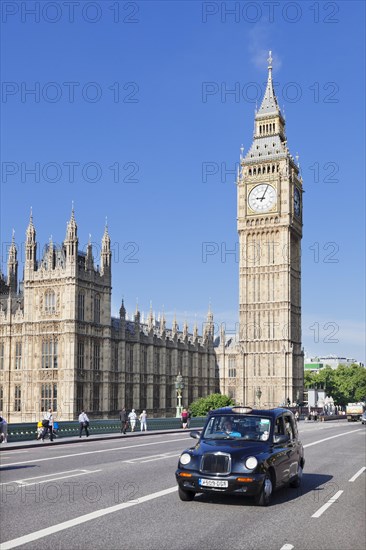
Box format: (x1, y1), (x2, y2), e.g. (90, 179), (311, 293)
(346, 402), (365, 422)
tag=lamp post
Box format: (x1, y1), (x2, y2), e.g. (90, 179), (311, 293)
(175, 373), (184, 418)
(255, 387), (262, 408)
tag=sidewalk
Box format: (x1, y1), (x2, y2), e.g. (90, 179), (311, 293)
(0, 427), (197, 451)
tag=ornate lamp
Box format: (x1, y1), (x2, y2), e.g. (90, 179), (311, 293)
(175, 373), (184, 418)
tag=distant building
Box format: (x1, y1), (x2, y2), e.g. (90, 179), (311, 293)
(0, 210), (219, 422)
(305, 355), (362, 370)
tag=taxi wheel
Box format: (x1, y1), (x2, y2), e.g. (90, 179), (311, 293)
(254, 473), (272, 506)
(178, 487), (195, 501)
(290, 463), (303, 488)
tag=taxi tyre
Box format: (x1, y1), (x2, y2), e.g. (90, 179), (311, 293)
(290, 463), (303, 488)
(254, 472), (273, 506)
(178, 486), (195, 502)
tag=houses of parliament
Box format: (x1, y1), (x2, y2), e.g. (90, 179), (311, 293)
(0, 53), (304, 421)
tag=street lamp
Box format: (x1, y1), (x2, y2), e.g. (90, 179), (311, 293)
(255, 387), (262, 408)
(175, 373), (184, 418)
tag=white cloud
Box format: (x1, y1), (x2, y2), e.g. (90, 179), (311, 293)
(247, 25), (282, 71)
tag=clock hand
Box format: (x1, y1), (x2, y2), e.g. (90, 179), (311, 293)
(259, 185), (269, 201)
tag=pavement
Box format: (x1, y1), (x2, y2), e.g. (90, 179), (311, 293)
(0, 427), (198, 451)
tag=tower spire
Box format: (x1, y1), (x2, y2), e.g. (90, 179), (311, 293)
(257, 50), (280, 117)
(7, 229), (18, 293)
(25, 207), (37, 273)
(101, 220), (111, 275)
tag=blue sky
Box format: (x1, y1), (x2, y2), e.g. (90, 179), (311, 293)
(1, 0), (365, 362)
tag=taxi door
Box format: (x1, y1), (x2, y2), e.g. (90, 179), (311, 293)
(272, 415), (296, 487)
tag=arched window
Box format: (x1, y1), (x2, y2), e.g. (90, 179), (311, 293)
(94, 295), (100, 323)
(45, 291), (56, 313)
(78, 292), (85, 321)
(42, 340), (58, 369)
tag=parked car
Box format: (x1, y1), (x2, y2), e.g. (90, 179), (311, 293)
(361, 412), (366, 425)
(176, 406), (305, 506)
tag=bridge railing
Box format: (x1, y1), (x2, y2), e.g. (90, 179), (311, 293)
(5, 417), (206, 442)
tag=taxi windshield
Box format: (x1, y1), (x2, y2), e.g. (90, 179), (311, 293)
(202, 415), (271, 441)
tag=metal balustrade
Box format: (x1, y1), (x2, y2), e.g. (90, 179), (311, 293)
(4, 417), (205, 442)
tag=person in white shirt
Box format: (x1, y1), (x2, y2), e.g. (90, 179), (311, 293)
(139, 410), (147, 431)
(128, 409), (137, 432)
(78, 410), (90, 438)
(42, 408), (54, 442)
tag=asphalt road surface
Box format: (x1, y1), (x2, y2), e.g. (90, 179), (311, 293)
(0, 421), (365, 550)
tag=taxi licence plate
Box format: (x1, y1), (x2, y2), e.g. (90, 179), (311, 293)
(199, 479), (228, 488)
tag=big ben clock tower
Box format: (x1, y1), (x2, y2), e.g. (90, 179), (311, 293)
(236, 52), (304, 407)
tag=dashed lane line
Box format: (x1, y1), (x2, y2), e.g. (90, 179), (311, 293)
(311, 490), (344, 518)
(0, 486), (178, 549)
(0, 469), (102, 487)
(348, 466), (366, 482)
(0, 437), (190, 468)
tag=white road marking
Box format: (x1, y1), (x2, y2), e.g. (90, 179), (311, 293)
(304, 429), (363, 448)
(123, 452), (179, 464)
(348, 466), (366, 482)
(0, 451), (29, 456)
(280, 545), (294, 550)
(0, 437), (190, 468)
(0, 469), (102, 487)
(0, 485), (178, 549)
(311, 490), (343, 518)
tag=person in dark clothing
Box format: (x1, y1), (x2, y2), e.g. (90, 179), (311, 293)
(42, 408), (54, 442)
(187, 409), (192, 428)
(119, 408), (128, 434)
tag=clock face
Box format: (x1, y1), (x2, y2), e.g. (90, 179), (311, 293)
(294, 187), (301, 217)
(248, 184), (277, 213)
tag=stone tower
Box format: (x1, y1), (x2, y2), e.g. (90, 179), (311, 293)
(218, 52), (304, 408)
(237, 52), (304, 407)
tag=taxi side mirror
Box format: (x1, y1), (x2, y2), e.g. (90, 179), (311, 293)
(273, 434), (289, 445)
(190, 430), (201, 439)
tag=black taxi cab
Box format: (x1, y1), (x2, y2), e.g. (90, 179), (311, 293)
(175, 406), (304, 506)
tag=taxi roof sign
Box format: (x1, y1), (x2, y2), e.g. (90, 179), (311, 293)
(231, 406), (253, 414)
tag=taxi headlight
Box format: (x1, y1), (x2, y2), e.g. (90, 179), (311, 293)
(180, 453), (192, 465)
(245, 456), (258, 470)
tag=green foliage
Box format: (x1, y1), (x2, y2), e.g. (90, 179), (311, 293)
(305, 364), (366, 406)
(189, 394), (235, 417)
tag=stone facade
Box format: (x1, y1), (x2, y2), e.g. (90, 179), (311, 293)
(216, 53), (304, 408)
(0, 210), (218, 422)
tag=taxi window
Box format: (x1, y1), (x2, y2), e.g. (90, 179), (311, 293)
(203, 415), (271, 441)
(274, 417), (285, 435)
(283, 415), (295, 440)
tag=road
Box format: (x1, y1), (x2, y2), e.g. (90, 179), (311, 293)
(0, 421), (365, 550)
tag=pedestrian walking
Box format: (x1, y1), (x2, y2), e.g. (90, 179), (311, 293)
(181, 408), (188, 429)
(139, 410), (147, 431)
(41, 408), (54, 442)
(119, 407), (128, 434)
(78, 410), (90, 437)
(187, 409), (192, 428)
(128, 409), (137, 432)
(0, 416), (8, 443)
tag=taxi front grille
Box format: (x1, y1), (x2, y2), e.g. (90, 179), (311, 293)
(200, 453), (231, 474)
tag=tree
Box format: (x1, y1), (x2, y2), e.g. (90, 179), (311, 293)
(189, 394), (235, 417)
(304, 364), (366, 406)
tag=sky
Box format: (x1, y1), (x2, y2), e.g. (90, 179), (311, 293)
(1, 0), (365, 363)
